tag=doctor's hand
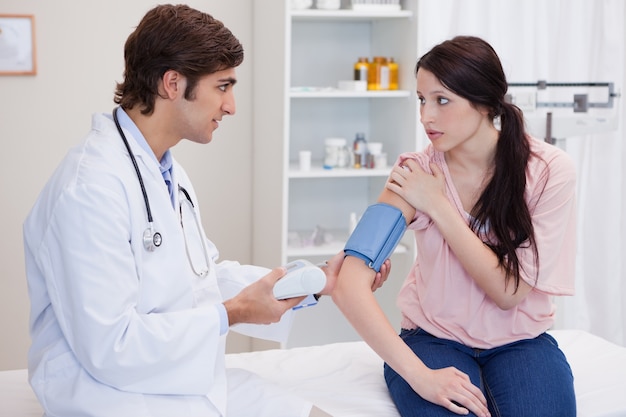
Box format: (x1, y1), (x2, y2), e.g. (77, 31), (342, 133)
(319, 251), (391, 296)
(223, 267), (305, 326)
(371, 259), (391, 292)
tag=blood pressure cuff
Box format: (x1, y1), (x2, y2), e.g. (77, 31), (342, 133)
(344, 203), (407, 272)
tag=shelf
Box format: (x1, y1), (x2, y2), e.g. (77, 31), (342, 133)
(290, 88), (411, 99)
(290, 9), (413, 21)
(254, 0), (419, 348)
(289, 164), (390, 178)
(252, 1), (417, 266)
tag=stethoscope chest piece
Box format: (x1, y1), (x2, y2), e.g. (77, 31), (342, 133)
(143, 224), (162, 252)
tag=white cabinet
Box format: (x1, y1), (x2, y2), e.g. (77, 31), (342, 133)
(252, 1), (419, 347)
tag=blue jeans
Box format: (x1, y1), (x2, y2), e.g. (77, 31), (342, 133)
(384, 328), (576, 417)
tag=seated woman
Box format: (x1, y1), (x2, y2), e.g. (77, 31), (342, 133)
(332, 36), (577, 417)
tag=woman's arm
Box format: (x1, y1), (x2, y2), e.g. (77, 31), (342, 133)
(387, 159), (532, 310)
(332, 187), (490, 417)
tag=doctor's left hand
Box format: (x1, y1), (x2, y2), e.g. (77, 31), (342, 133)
(223, 267), (305, 326)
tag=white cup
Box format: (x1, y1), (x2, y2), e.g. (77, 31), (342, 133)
(374, 152), (387, 169)
(368, 142), (383, 155)
(299, 150), (312, 171)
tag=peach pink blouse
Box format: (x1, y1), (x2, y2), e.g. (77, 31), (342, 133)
(396, 137), (577, 349)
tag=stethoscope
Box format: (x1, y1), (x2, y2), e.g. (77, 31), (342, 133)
(112, 107), (210, 276)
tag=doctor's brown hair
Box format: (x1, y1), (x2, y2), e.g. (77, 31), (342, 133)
(416, 36), (541, 293)
(114, 4), (244, 115)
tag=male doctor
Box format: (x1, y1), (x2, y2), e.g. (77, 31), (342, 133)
(23, 4), (388, 417)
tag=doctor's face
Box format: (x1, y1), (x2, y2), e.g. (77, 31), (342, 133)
(175, 68), (237, 145)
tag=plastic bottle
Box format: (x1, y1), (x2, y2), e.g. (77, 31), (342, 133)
(388, 57), (398, 90)
(368, 56), (389, 90)
(324, 137), (348, 169)
(366, 142), (383, 169)
(352, 132), (368, 169)
(354, 57), (369, 82)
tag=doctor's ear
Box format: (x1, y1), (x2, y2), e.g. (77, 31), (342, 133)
(160, 70), (186, 99)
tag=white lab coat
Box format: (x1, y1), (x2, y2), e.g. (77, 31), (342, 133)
(23, 113), (307, 417)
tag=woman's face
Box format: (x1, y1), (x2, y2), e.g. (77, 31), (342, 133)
(416, 68), (493, 153)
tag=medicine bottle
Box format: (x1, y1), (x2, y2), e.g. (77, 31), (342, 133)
(324, 137), (348, 169)
(352, 132), (368, 169)
(354, 57), (369, 82)
(388, 57), (398, 90)
(366, 142), (383, 169)
(368, 56), (389, 90)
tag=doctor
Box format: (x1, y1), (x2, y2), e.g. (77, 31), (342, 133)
(23, 4), (388, 417)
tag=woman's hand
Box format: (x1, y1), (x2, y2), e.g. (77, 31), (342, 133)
(386, 159), (447, 214)
(410, 366), (491, 417)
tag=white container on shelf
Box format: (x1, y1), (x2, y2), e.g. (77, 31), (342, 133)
(291, 0), (313, 9)
(323, 137), (349, 169)
(316, 0), (341, 10)
(351, 0), (401, 12)
(338, 80), (367, 92)
(299, 150), (312, 171)
(367, 142), (383, 155)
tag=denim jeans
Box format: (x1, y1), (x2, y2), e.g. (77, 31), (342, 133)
(384, 328), (576, 417)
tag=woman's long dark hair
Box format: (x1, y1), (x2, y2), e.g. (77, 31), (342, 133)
(416, 36), (539, 292)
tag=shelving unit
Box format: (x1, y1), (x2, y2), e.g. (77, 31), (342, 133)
(289, 89), (410, 98)
(252, 1), (419, 347)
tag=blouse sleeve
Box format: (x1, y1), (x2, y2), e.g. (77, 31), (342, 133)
(518, 142), (577, 295)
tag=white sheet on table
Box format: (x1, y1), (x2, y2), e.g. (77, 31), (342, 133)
(226, 330), (626, 417)
(2, 330), (626, 417)
(226, 340), (399, 417)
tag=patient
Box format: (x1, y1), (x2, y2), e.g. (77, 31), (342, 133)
(332, 36), (577, 417)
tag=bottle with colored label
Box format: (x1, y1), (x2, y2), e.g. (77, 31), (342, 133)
(368, 56), (389, 90)
(354, 57), (369, 82)
(388, 57), (398, 90)
(353, 132), (368, 169)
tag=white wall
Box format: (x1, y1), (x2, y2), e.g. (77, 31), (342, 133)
(0, 0), (254, 370)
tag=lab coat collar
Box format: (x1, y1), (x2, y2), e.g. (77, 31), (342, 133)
(113, 108), (174, 176)
(96, 112), (177, 206)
